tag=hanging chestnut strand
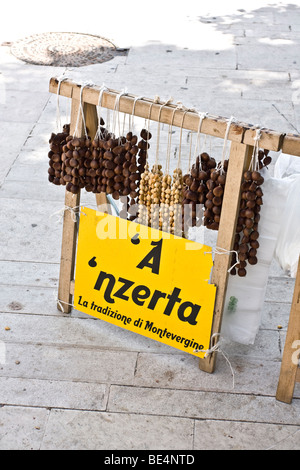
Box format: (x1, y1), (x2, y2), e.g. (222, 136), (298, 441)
(182, 152), (218, 231)
(230, 150), (271, 277)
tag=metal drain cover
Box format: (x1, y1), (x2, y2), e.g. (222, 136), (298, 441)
(10, 32), (125, 67)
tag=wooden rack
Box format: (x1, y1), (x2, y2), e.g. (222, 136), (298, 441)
(276, 256), (300, 403)
(49, 77), (300, 383)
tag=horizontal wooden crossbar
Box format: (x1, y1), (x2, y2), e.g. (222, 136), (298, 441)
(50, 77), (300, 155)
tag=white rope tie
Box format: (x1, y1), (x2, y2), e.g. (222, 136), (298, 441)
(50, 205), (87, 223)
(205, 246), (239, 273)
(129, 95), (144, 133)
(96, 84), (109, 139)
(56, 75), (68, 132)
(220, 115), (236, 173)
(57, 298), (75, 312)
(194, 333), (235, 389)
(249, 127), (262, 171)
(193, 111), (208, 171)
(155, 97), (173, 165)
(74, 81), (94, 138)
(112, 88), (128, 138)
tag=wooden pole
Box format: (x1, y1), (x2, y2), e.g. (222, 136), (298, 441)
(199, 142), (253, 373)
(57, 96), (82, 313)
(49, 77), (287, 152)
(276, 256), (300, 403)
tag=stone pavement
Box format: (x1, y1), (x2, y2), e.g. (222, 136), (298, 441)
(0, 1), (300, 450)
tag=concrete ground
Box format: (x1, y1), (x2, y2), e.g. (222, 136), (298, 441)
(0, 0), (300, 450)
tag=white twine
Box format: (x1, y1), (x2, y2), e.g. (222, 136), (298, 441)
(192, 111), (208, 171)
(248, 127), (262, 171)
(129, 95), (144, 133)
(96, 84), (109, 139)
(194, 333), (235, 389)
(176, 104), (189, 170)
(112, 88), (128, 138)
(55, 75), (68, 132)
(57, 297), (75, 313)
(165, 106), (177, 175)
(205, 246), (239, 273)
(220, 116), (236, 173)
(50, 205), (87, 223)
(155, 97), (173, 165)
(74, 81), (94, 138)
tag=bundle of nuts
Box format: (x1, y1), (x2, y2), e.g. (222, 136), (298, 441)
(48, 124), (70, 186)
(48, 120), (151, 216)
(64, 135), (93, 194)
(230, 150), (272, 277)
(137, 163), (150, 225)
(182, 152), (219, 230)
(159, 172), (172, 232)
(170, 168), (184, 236)
(147, 164), (163, 229)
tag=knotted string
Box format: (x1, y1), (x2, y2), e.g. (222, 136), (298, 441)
(56, 75), (68, 132)
(194, 333), (235, 389)
(165, 105), (179, 175)
(112, 88), (128, 139)
(220, 116), (236, 174)
(74, 81), (94, 138)
(204, 246), (239, 273)
(129, 95), (144, 134)
(192, 111), (208, 171)
(177, 106), (189, 170)
(96, 84), (109, 139)
(155, 97), (173, 166)
(50, 205), (87, 223)
(248, 127), (262, 171)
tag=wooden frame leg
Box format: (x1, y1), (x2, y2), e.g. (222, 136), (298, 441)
(276, 256), (300, 404)
(57, 95), (86, 313)
(199, 142), (253, 373)
(57, 100), (111, 312)
(57, 190), (80, 313)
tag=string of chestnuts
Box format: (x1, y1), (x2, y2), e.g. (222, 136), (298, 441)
(48, 122), (151, 220)
(230, 149), (272, 277)
(48, 124), (70, 187)
(182, 152), (225, 231)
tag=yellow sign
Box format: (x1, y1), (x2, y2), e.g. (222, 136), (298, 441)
(74, 208), (216, 358)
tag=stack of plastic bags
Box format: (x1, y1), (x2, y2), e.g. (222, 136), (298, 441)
(221, 153), (300, 345)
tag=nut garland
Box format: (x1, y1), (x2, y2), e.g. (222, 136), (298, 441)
(159, 172), (172, 232)
(230, 149), (272, 277)
(48, 123), (151, 219)
(137, 163), (150, 225)
(148, 164), (163, 229)
(48, 124), (70, 187)
(170, 168), (184, 236)
(182, 152), (219, 230)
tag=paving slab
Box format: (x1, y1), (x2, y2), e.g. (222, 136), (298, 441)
(0, 377), (108, 411)
(0, 342), (138, 385)
(193, 420), (300, 450)
(107, 384), (300, 425)
(0, 406), (48, 451)
(40, 409), (194, 450)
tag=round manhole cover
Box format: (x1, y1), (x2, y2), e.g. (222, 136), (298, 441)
(10, 32), (123, 67)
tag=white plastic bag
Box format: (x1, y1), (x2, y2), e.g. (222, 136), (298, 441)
(221, 174), (290, 344)
(274, 174), (300, 278)
(273, 152), (300, 278)
(274, 152), (300, 179)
